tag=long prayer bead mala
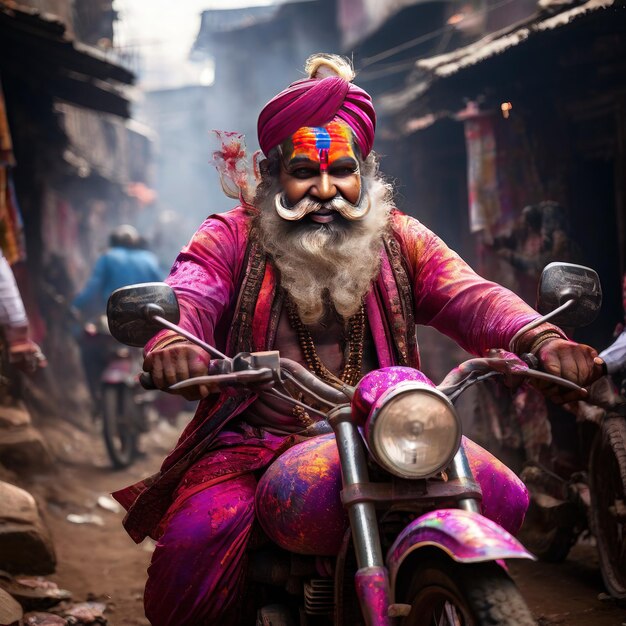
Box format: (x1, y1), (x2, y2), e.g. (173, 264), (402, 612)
(285, 295), (366, 387)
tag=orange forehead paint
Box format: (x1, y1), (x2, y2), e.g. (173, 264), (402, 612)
(287, 121), (356, 172)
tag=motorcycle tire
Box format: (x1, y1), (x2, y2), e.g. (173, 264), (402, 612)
(102, 383), (138, 469)
(401, 553), (536, 626)
(589, 416), (626, 599)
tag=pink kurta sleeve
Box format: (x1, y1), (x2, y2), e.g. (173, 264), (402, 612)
(394, 213), (546, 356)
(145, 207), (250, 354)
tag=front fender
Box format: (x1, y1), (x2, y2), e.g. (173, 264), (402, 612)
(386, 508), (534, 595)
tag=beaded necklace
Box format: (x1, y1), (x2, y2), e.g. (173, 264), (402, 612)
(285, 295), (366, 387)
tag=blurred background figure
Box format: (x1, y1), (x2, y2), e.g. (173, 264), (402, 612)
(491, 201), (582, 305)
(0, 248), (46, 406)
(598, 272), (626, 391)
(576, 273), (626, 420)
(474, 201), (583, 470)
(73, 224), (163, 319)
(72, 225), (163, 410)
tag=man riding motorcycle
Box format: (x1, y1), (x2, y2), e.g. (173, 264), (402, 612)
(73, 225), (163, 407)
(112, 54), (602, 625)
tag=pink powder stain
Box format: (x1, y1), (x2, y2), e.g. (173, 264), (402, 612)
(212, 130), (250, 192)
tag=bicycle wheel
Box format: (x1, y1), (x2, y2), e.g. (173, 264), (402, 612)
(102, 383), (137, 469)
(589, 416), (626, 598)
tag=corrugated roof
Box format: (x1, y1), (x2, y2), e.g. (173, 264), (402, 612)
(376, 0), (616, 119)
(417, 0), (614, 78)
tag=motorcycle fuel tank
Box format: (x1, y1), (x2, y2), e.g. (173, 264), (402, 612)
(255, 433), (348, 555)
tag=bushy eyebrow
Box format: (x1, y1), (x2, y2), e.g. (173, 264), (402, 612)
(285, 156), (358, 168)
(286, 156), (317, 166)
(331, 157), (358, 167)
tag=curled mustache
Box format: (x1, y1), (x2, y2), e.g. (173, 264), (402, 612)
(274, 192), (371, 222)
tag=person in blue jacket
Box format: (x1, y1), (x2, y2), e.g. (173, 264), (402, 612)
(73, 224), (163, 315)
(73, 224), (163, 407)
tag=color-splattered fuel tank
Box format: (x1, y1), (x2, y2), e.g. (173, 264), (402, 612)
(255, 433), (348, 555)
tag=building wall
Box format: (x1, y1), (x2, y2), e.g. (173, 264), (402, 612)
(10, 0), (75, 36)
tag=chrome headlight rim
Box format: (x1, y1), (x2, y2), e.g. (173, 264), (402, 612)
(365, 381), (462, 479)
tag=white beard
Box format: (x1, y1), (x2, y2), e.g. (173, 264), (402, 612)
(255, 175), (394, 325)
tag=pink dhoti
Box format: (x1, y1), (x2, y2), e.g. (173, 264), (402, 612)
(144, 426), (290, 626)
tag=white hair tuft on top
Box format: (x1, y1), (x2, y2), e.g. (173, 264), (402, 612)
(305, 53), (355, 82)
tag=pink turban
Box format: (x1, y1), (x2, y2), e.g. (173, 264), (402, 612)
(257, 76), (376, 158)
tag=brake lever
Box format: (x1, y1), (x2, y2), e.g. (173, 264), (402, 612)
(522, 369), (584, 392)
(169, 368), (275, 392)
(438, 352), (585, 397)
(518, 352), (585, 393)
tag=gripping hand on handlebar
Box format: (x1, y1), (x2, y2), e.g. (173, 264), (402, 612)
(533, 338), (604, 404)
(5, 325), (47, 374)
(143, 341), (213, 400)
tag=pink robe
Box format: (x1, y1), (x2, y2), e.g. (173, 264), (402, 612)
(113, 206), (548, 625)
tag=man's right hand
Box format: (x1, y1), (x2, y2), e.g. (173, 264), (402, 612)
(143, 342), (212, 400)
(5, 325), (47, 374)
(9, 340), (47, 374)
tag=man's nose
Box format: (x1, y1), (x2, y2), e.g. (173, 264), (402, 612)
(311, 171), (337, 201)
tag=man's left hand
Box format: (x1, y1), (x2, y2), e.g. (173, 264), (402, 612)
(534, 338), (604, 403)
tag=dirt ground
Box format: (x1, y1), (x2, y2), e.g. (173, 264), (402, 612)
(19, 416), (626, 626)
(24, 417), (185, 626)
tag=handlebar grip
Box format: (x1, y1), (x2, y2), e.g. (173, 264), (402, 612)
(139, 372), (157, 389)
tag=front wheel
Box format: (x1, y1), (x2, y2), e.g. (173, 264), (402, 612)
(589, 416), (626, 598)
(102, 383), (138, 469)
(402, 554), (536, 626)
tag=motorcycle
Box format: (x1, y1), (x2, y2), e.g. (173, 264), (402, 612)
(81, 316), (159, 469)
(106, 264), (601, 625)
(521, 373), (626, 597)
(479, 265), (626, 600)
(516, 367), (626, 598)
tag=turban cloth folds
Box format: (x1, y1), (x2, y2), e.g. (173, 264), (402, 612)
(257, 76), (376, 158)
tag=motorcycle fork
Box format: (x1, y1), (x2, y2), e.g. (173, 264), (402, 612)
(447, 448), (481, 514)
(328, 406), (393, 626)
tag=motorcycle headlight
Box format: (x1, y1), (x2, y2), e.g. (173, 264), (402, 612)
(365, 382), (461, 479)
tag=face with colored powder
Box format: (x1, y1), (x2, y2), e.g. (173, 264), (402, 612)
(254, 127), (394, 325)
(277, 121), (365, 224)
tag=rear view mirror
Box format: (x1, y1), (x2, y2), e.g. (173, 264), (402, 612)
(107, 282), (180, 347)
(537, 263), (602, 328)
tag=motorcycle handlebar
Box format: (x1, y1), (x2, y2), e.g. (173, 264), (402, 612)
(438, 351), (585, 398)
(139, 371), (156, 389)
(519, 352), (539, 370)
(279, 358), (353, 403)
(137, 352), (351, 408)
